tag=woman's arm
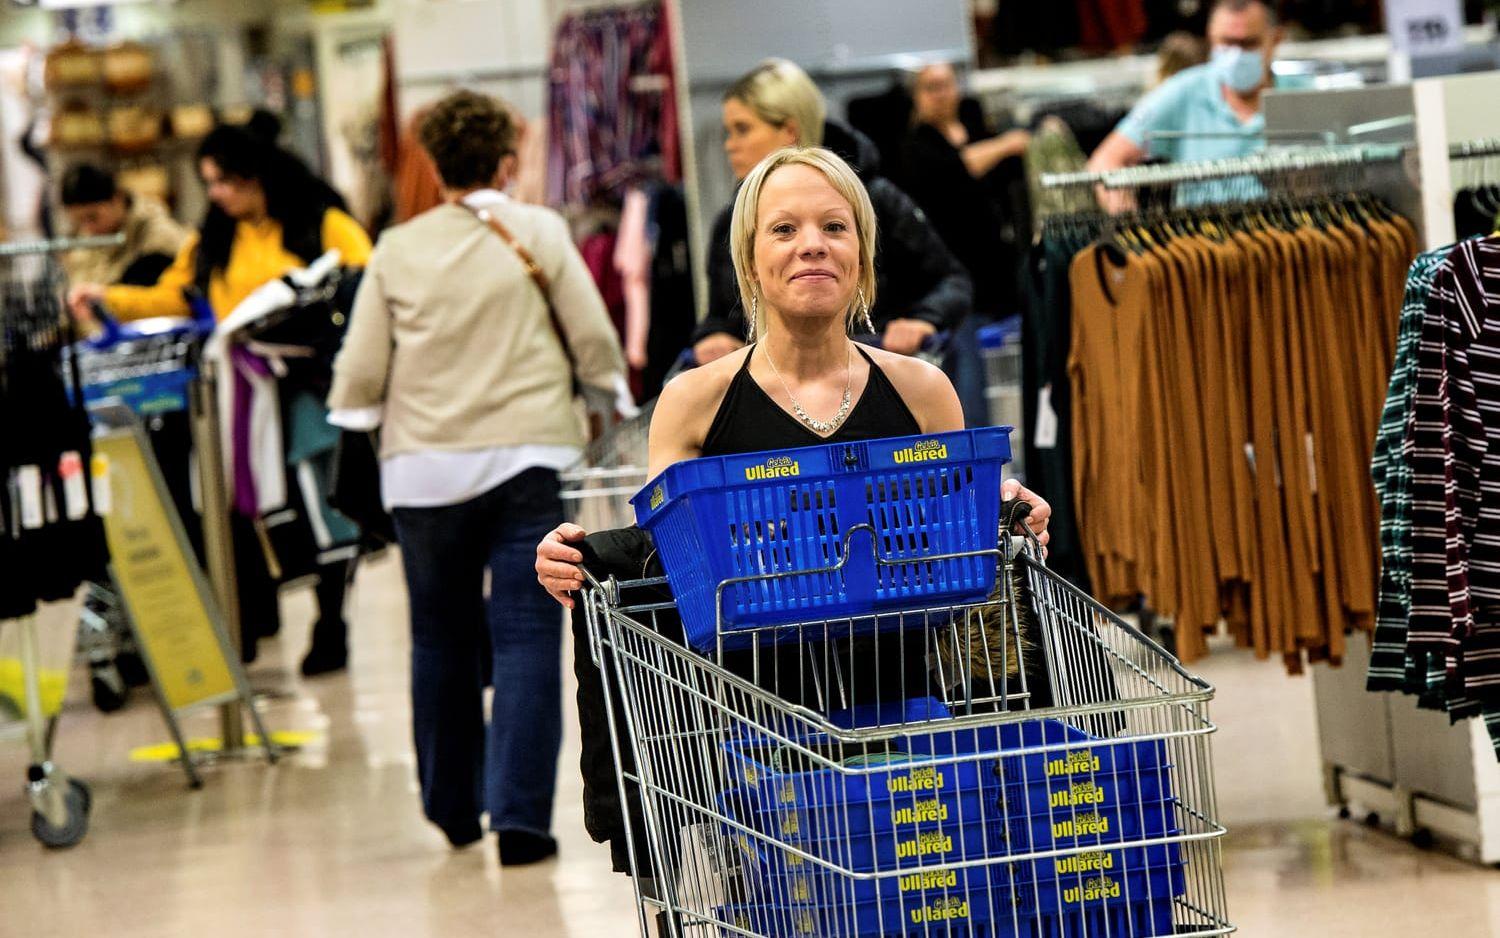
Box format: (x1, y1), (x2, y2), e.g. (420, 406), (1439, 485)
(327, 244), (393, 410)
(645, 350), (741, 477)
(876, 347), (1052, 546)
(90, 234), (198, 321)
(537, 350), (739, 609)
(960, 128), (1032, 180)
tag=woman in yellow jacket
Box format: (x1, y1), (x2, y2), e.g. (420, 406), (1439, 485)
(69, 123), (373, 674)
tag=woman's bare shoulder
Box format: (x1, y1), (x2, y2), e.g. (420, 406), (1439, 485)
(652, 346), (747, 434)
(861, 344), (963, 432)
(862, 344), (949, 395)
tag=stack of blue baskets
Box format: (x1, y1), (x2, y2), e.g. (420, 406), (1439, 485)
(716, 701), (1186, 937)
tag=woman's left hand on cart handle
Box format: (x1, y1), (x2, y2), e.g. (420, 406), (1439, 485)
(537, 522), (589, 609)
(67, 284), (106, 324)
(1002, 479), (1051, 550)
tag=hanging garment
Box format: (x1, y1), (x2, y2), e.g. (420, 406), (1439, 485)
(641, 185), (694, 402)
(0, 268), (109, 615)
(1407, 239), (1500, 700)
(1076, 0), (1149, 51)
(394, 108), (443, 223)
(1367, 237), (1500, 756)
(614, 187), (652, 397)
(1021, 229), (1092, 592)
(547, 2), (680, 207)
(1059, 196), (1418, 668)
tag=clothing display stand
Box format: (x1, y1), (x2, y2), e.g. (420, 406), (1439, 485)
(1260, 75), (1500, 864)
(89, 399), (276, 786)
(1038, 106), (1500, 860)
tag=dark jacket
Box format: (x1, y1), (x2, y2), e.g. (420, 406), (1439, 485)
(691, 120), (973, 345)
(899, 104), (1030, 317)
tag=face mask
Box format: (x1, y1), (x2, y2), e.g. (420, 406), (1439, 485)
(1211, 44), (1266, 93)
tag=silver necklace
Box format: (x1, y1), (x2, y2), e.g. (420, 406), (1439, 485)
(763, 339), (854, 435)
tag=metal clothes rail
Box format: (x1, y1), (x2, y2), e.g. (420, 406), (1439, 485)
(1038, 143), (1407, 191)
(1450, 137), (1500, 161)
(0, 233), (125, 258)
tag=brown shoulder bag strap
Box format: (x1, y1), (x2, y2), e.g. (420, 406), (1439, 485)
(468, 204), (577, 372)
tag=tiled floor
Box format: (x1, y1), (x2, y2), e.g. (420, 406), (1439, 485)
(3, 550), (1499, 936)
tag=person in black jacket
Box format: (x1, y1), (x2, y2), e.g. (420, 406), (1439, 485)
(690, 58), (973, 367)
(900, 62), (1033, 425)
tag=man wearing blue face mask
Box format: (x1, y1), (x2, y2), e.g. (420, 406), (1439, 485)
(1087, 0), (1282, 179)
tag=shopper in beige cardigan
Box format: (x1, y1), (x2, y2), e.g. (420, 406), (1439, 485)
(59, 163), (189, 289)
(327, 91), (626, 866)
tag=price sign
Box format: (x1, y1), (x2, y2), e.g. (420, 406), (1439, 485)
(1388, 0), (1464, 55)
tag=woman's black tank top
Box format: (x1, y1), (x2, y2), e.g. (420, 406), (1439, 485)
(700, 343), (920, 457)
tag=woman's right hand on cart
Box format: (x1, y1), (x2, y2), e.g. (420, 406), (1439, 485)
(536, 522), (589, 609)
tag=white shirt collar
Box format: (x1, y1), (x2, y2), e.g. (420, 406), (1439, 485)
(461, 188), (509, 210)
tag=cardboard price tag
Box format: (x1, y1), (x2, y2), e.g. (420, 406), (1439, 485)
(1388, 0), (1463, 54)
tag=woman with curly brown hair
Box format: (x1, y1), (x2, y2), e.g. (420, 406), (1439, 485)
(328, 90), (628, 865)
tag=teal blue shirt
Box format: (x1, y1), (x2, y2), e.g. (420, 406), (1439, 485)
(1115, 62), (1265, 163)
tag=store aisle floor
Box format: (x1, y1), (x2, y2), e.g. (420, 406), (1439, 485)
(3, 551), (1500, 936)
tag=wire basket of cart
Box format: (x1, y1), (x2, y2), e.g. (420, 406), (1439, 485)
(581, 427), (1232, 937)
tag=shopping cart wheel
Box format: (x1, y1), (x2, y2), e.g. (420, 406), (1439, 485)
(31, 779), (91, 849)
(90, 668), (128, 713)
(116, 650), (150, 688)
(70, 778), (93, 814)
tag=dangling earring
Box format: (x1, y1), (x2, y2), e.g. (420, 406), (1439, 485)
(858, 287), (874, 335)
(748, 292), (760, 343)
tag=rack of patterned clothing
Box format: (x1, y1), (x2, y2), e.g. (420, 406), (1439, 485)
(1367, 220), (1500, 758)
(547, 1), (692, 403)
(1035, 146), (1420, 669)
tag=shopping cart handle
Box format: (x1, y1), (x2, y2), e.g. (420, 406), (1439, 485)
(1002, 498), (1044, 559)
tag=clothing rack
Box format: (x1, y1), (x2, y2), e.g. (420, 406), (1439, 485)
(1450, 137), (1500, 161)
(1038, 143), (1407, 191)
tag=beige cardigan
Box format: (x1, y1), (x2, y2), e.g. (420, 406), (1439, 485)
(327, 201), (626, 457)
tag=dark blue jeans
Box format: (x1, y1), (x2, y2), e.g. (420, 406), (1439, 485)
(392, 467), (564, 839)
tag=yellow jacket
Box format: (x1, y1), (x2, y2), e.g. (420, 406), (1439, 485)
(102, 208), (372, 321)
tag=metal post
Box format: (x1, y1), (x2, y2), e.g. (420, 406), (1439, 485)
(17, 614), (48, 764)
(190, 362), (245, 752)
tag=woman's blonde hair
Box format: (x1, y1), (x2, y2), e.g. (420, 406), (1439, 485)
(730, 147), (878, 340)
(724, 58), (826, 148)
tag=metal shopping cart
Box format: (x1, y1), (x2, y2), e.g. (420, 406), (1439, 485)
(561, 399), (658, 532)
(583, 509), (1232, 936)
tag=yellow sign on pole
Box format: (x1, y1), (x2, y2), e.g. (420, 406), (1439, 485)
(93, 432), (238, 712)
